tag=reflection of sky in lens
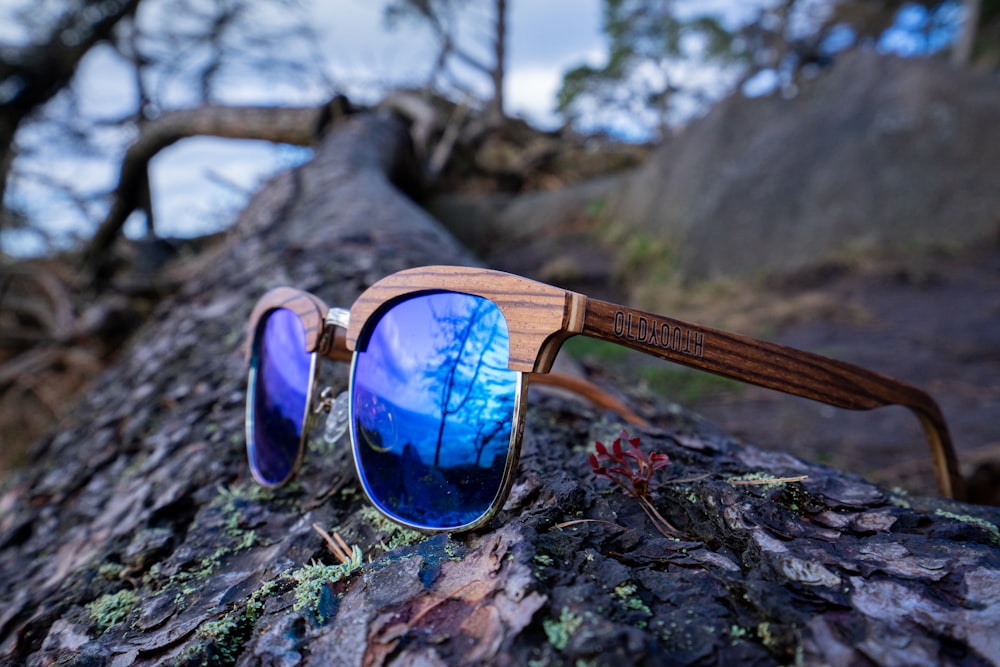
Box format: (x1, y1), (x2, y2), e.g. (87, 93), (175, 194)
(260, 308), (310, 431)
(362, 295), (512, 414)
(353, 293), (517, 468)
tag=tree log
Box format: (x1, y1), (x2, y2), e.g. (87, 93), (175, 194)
(2, 112), (999, 667)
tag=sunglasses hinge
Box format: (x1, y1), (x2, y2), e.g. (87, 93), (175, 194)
(318, 307), (351, 356)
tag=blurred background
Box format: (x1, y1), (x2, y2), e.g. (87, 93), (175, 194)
(1, 0), (998, 501)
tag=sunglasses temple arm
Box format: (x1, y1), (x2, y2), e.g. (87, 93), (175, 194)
(526, 371), (649, 427)
(578, 297), (964, 501)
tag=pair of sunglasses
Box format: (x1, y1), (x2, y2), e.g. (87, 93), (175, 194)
(245, 265), (962, 532)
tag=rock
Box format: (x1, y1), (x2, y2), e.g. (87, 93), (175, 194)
(607, 50), (1000, 282)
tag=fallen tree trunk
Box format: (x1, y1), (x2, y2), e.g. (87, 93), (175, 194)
(1, 111), (999, 667)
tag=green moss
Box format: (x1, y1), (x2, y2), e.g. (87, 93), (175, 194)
(756, 622), (775, 648)
(889, 488), (912, 509)
(584, 197), (606, 218)
(184, 578), (281, 666)
(727, 472), (799, 491)
(604, 227), (678, 287)
(543, 607), (583, 651)
(613, 582), (651, 615)
(98, 562), (125, 581)
(165, 485), (267, 604)
(358, 506), (425, 552)
(196, 613), (243, 664)
(216, 484), (273, 539)
(291, 546), (363, 623)
(142, 563), (161, 588)
(562, 337), (634, 367)
(86, 589), (139, 632)
(934, 509), (1000, 545)
(444, 540), (463, 561)
(562, 337), (740, 403)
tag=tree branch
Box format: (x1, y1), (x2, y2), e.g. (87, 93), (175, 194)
(81, 101), (347, 268)
(0, 0), (144, 237)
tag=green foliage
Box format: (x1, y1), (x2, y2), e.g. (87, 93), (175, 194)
(637, 365), (740, 403)
(558, 0), (996, 137)
(556, 0), (738, 136)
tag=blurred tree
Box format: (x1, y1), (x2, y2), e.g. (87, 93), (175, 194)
(557, 0), (737, 140)
(0, 0), (331, 257)
(384, 0), (508, 124)
(558, 0), (999, 139)
(0, 0), (142, 248)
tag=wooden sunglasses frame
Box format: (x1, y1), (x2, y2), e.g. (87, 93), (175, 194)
(246, 265), (964, 505)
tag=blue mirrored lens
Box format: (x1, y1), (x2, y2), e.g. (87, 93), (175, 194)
(351, 293), (517, 529)
(248, 308), (312, 485)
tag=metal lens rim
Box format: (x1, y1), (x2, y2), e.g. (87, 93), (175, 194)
(245, 308), (320, 488)
(346, 294), (529, 533)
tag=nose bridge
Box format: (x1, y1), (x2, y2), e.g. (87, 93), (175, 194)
(325, 307), (350, 328)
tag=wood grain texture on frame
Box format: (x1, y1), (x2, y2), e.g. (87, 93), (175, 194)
(346, 265), (585, 372)
(582, 297), (963, 500)
(245, 287), (329, 361)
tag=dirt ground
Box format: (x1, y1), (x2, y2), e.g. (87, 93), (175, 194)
(555, 244), (1000, 506)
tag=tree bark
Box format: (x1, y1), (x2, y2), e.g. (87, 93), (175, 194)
(1, 111), (999, 667)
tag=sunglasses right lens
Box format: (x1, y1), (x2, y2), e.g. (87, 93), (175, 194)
(247, 307), (312, 486)
(351, 292), (518, 531)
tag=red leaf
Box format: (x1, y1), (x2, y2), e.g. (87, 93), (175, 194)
(612, 438), (625, 458)
(623, 447), (649, 465)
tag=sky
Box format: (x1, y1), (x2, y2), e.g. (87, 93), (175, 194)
(1, 0), (608, 253)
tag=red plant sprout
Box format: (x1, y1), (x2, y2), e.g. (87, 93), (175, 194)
(590, 430), (671, 498)
(589, 430), (677, 536)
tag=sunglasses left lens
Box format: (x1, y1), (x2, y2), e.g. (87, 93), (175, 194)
(247, 308), (312, 486)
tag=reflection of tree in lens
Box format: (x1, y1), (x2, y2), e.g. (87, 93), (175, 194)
(471, 392), (515, 467)
(424, 296), (513, 470)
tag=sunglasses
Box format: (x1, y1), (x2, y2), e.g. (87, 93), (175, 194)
(245, 265), (962, 532)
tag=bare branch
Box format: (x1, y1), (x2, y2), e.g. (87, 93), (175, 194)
(82, 102), (339, 267)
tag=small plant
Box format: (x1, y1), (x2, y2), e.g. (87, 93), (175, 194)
(590, 430), (677, 536)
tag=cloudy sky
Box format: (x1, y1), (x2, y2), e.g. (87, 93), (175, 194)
(2, 0), (613, 253)
(140, 0), (607, 242)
